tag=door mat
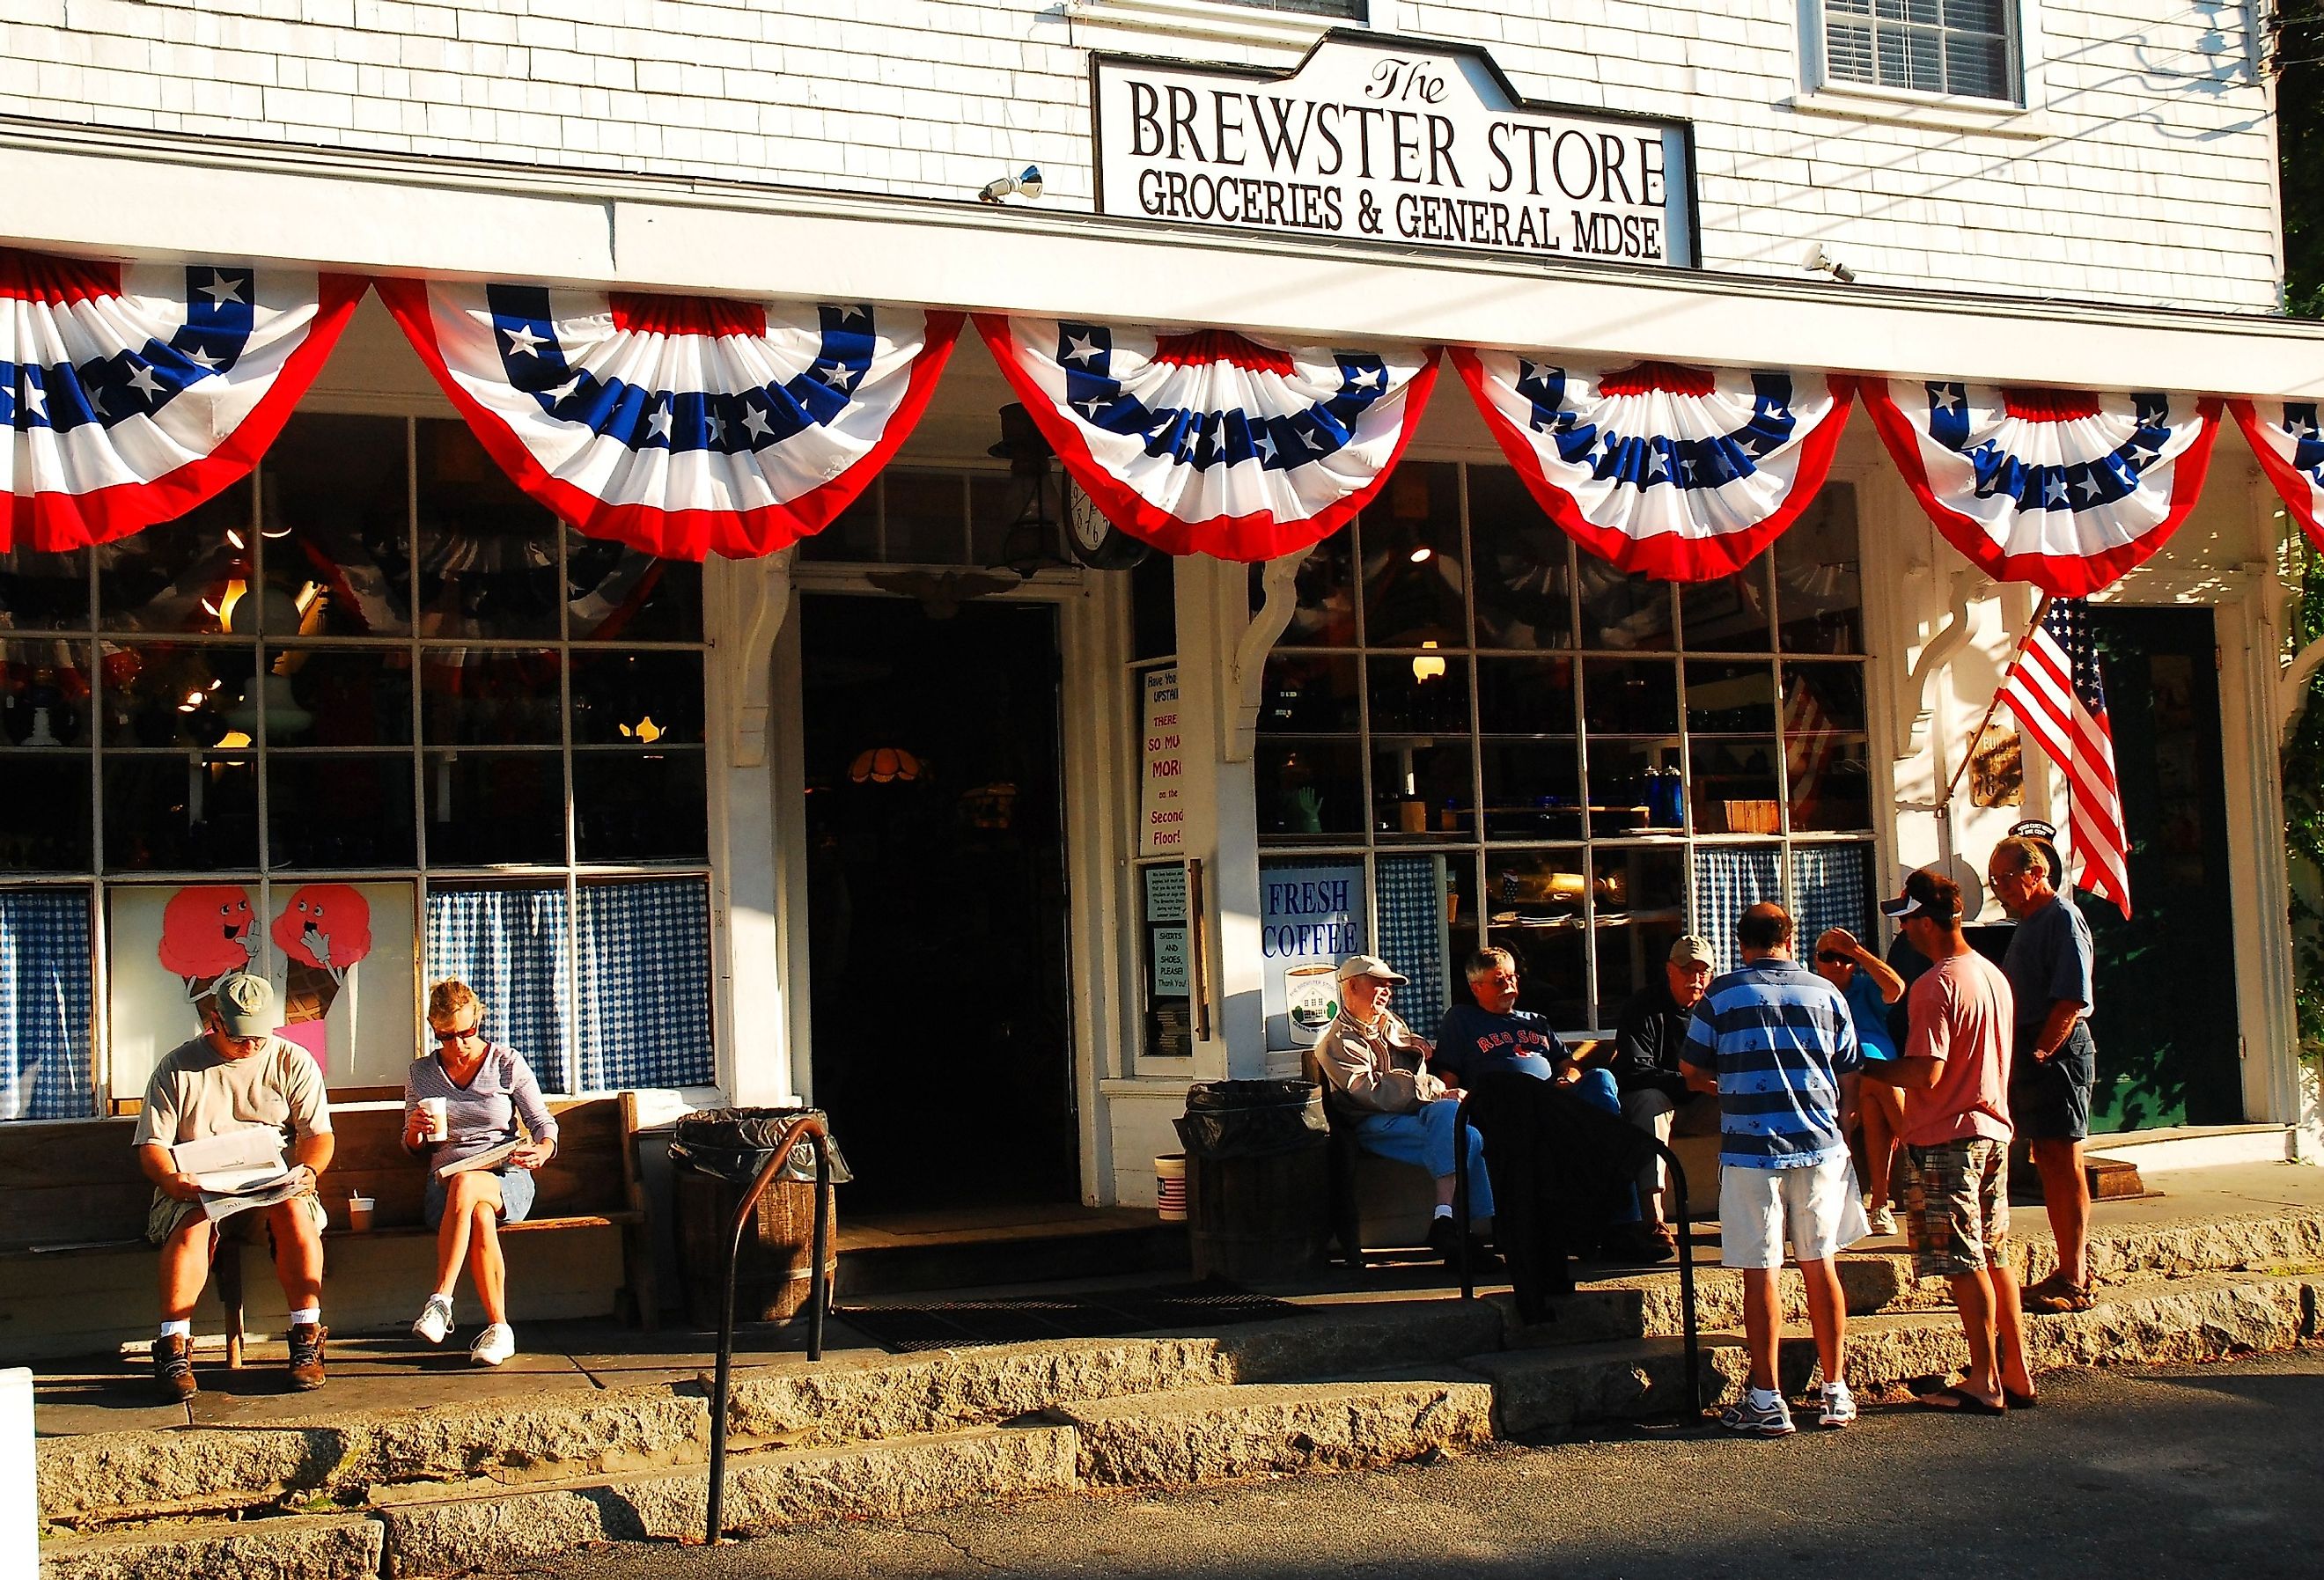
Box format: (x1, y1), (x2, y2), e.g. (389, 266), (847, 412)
(838, 1282), (1308, 1353)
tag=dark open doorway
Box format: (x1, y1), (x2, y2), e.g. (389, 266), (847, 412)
(2083, 605), (2243, 1131)
(800, 594), (1078, 1210)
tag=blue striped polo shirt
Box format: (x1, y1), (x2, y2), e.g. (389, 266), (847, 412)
(1680, 957), (1862, 1170)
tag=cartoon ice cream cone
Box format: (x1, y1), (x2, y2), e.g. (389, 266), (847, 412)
(271, 886), (374, 1024)
(158, 886), (256, 1023)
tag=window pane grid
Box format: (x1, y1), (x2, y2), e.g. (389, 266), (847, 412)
(1825, 0), (2014, 99)
(1261, 467), (1869, 1029)
(4, 413), (717, 1105)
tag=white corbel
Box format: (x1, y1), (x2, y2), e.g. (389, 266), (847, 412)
(2282, 634), (2324, 747)
(1222, 544), (1315, 763)
(1894, 567), (1982, 761)
(724, 547), (795, 769)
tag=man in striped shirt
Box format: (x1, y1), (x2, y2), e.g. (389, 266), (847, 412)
(1683, 902), (1869, 1436)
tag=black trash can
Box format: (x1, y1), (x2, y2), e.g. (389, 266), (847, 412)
(1174, 1079), (1329, 1283)
(669, 1107), (850, 1330)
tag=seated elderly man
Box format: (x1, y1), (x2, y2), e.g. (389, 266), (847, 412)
(1610, 934), (1721, 1248)
(1431, 948), (1668, 1320)
(1311, 954), (1494, 1265)
(133, 972), (335, 1400)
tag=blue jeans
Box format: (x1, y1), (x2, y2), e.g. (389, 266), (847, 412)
(1353, 1099), (1496, 1219)
(1566, 1069), (1642, 1223)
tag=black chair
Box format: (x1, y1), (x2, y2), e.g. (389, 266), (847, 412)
(1303, 1050), (1441, 1269)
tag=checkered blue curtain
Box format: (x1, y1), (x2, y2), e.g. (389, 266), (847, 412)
(1791, 844), (1872, 951)
(1375, 855), (1449, 1040)
(1689, 847), (1783, 974)
(425, 885), (572, 1091)
(0, 888), (93, 1120)
(576, 878), (713, 1090)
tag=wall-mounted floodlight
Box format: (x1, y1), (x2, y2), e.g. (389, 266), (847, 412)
(978, 165), (1044, 203)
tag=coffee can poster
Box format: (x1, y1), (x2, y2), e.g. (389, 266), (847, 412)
(1260, 863), (1365, 1049)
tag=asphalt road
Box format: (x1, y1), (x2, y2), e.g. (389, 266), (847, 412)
(509, 1349), (2324, 1580)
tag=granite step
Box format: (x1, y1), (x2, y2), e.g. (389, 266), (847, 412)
(1051, 1373), (1496, 1487)
(37, 1510), (384, 1580)
(369, 1422), (1077, 1577)
(1470, 1265), (2324, 1436)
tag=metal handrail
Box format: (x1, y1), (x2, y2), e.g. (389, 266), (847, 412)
(705, 1115), (832, 1547)
(1452, 1099), (1702, 1417)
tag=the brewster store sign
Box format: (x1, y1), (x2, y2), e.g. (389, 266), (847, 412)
(1094, 34), (1695, 267)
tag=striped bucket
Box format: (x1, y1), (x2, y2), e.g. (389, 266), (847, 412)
(1154, 1154), (1188, 1222)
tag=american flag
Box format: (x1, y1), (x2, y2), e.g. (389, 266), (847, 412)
(1999, 598), (2131, 917)
(1782, 671), (1838, 825)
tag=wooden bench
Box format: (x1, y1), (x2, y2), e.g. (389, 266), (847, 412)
(0, 1093), (658, 1364)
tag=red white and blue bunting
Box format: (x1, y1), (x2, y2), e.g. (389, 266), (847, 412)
(974, 316), (1439, 562)
(377, 279), (963, 562)
(3, 248), (360, 552)
(1863, 380), (2224, 597)
(1452, 350), (1855, 581)
(2230, 400), (2324, 553)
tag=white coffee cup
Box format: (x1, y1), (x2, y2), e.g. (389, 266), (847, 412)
(420, 1097), (448, 1143)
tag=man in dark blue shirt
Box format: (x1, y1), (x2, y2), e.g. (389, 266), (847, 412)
(1989, 834), (2099, 1314)
(1431, 948), (1666, 1283)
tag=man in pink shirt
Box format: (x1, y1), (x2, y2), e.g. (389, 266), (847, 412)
(1861, 868), (2035, 1415)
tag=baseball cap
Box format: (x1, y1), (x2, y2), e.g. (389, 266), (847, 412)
(210, 972), (277, 1038)
(1880, 868), (1962, 925)
(1668, 935), (1713, 968)
(1335, 954), (1409, 985)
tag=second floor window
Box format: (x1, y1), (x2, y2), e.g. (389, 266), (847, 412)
(1823, 0), (2014, 100)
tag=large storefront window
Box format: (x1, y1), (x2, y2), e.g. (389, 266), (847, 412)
(0, 414), (716, 1116)
(1257, 461), (1873, 1039)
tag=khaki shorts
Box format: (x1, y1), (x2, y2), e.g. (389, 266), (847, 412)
(1902, 1138), (2010, 1279)
(147, 1188), (328, 1246)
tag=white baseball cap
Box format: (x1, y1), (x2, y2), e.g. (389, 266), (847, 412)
(1334, 954), (1409, 985)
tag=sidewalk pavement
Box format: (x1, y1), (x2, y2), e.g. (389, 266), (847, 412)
(31, 1158), (2324, 1442)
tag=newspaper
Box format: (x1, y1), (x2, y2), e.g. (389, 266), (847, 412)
(434, 1138), (525, 1179)
(171, 1125), (305, 1224)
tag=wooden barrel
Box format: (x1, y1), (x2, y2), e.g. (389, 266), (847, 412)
(673, 1169), (837, 1329)
(1186, 1143), (1329, 1284)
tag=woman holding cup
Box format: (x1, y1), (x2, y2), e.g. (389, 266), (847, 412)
(401, 980), (558, 1365)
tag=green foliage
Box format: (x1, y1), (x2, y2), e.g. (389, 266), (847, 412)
(2284, 547), (2324, 1062)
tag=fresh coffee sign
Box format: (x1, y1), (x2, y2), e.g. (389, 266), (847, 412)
(1094, 35), (1694, 267)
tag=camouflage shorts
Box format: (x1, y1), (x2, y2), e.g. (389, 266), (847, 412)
(1902, 1138), (2009, 1280)
(147, 1188), (328, 1246)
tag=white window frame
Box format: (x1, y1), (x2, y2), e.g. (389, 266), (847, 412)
(1791, 0), (2060, 137)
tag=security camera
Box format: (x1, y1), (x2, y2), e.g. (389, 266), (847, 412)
(978, 165), (1045, 203)
(1802, 243), (1857, 284)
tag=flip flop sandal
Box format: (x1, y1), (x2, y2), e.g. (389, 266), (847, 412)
(2004, 1390), (2039, 1410)
(1916, 1385), (2007, 1415)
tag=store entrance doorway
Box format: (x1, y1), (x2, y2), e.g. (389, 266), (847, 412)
(2082, 605), (2242, 1131)
(799, 593), (1078, 1210)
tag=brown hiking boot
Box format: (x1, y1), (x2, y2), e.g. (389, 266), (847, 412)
(153, 1333), (198, 1402)
(286, 1322), (327, 1390)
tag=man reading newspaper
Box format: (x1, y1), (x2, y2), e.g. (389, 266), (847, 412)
(132, 972), (335, 1400)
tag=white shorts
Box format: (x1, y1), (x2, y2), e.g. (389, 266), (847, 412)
(1718, 1153), (1869, 1269)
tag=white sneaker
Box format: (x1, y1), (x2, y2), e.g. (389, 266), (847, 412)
(1866, 1202), (1899, 1236)
(469, 1322), (516, 1367)
(1818, 1382), (1858, 1429)
(411, 1294), (455, 1346)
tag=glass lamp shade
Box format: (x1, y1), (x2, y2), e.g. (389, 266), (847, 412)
(848, 746), (923, 784)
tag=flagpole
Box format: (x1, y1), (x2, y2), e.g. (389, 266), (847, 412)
(1938, 592), (2053, 812)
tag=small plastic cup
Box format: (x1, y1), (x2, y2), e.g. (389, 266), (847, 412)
(346, 1194), (375, 1233)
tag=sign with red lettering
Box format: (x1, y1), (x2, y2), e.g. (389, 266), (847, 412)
(1093, 33), (1695, 268)
(1139, 665), (1187, 857)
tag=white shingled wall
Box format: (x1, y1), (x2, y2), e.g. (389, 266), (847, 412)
(0, 0), (2284, 308)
